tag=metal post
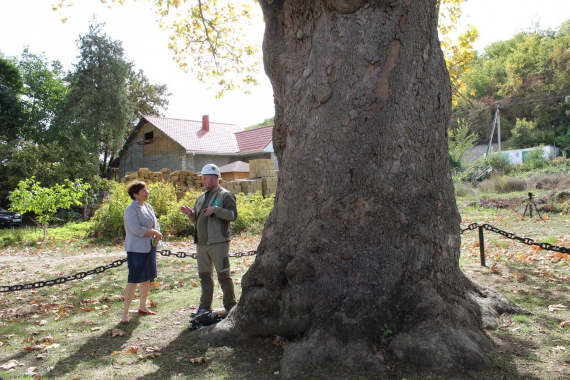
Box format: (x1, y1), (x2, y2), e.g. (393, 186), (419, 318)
(497, 105), (501, 151)
(485, 108), (498, 157)
(478, 226), (486, 267)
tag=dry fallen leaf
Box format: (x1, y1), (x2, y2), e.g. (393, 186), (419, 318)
(560, 320), (570, 328)
(36, 353), (48, 360)
(513, 272), (526, 282)
(139, 352), (161, 360)
(189, 357), (206, 364)
(126, 346), (139, 354)
(90, 327), (101, 332)
(37, 320), (47, 326)
(1, 359), (24, 370)
(111, 329), (126, 337)
(25, 345), (44, 352)
(40, 336), (55, 343)
(25, 367), (38, 376)
(190, 280), (199, 287)
(150, 300), (158, 308)
(145, 346), (161, 352)
(549, 304), (567, 312)
(489, 263), (501, 274)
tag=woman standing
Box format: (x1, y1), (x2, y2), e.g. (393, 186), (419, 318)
(121, 181), (162, 324)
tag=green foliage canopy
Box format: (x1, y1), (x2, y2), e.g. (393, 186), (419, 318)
(9, 177), (90, 238)
(61, 22), (135, 175)
(455, 20), (570, 153)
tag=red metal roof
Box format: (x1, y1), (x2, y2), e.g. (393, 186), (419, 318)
(141, 116), (273, 155)
(144, 115), (242, 154)
(235, 125), (273, 153)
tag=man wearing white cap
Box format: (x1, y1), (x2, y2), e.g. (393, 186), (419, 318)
(181, 163), (237, 316)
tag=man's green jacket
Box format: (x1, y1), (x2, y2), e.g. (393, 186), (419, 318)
(190, 186), (237, 245)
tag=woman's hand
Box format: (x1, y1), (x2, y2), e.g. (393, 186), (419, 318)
(152, 230), (163, 247)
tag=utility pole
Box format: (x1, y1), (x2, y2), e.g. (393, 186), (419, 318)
(497, 105), (501, 151)
(485, 104), (501, 157)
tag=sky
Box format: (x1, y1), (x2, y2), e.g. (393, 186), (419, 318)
(1, 0), (569, 128)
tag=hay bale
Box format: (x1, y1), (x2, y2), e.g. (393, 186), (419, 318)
(224, 181), (242, 194)
(249, 159), (275, 178)
(121, 172), (137, 183)
(262, 177), (278, 197)
(160, 168), (171, 181)
(137, 167), (150, 178)
(239, 179), (263, 194)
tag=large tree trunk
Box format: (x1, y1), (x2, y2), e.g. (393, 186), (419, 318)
(218, 0), (514, 376)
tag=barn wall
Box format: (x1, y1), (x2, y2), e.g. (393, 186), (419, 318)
(119, 123), (185, 177)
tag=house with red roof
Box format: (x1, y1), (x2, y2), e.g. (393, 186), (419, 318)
(118, 115), (275, 177)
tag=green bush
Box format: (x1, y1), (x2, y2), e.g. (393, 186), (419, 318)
(523, 148), (546, 170)
(89, 182), (131, 241)
(486, 153), (512, 173)
(147, 182), (178, 217)
(159, 191), (201, 237)
(90, 182), (275, 242)
(232, 192), (275, 235)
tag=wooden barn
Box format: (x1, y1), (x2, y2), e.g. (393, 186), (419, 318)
(118, 115), (276, 178)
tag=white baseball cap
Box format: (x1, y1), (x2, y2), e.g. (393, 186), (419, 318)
(200, 164), (221, 177)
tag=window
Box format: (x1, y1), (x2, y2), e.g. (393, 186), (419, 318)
(144, 131), (154, 141)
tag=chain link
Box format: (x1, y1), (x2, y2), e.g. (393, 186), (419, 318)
(1, 249), (258, 293)
(461, 223), (569, 254)
(4, 224), (566, 293)
(460, 222), (479, 234)
(0, 258), (127, 293)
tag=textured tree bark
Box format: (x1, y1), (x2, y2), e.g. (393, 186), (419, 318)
(216, 0), (518, 377)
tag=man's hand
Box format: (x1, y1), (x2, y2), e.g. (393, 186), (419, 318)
(180, 205), (194, 216)
(203, 206), (215, 216)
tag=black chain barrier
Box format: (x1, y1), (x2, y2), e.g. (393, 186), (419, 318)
(461, 223), (569, 254)
(0, 249), (258, 293)
(0, 258), (127, 293)
(3, 225), (566, 293)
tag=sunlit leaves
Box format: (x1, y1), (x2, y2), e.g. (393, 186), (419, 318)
(8, 177), (90, 238)
(438, 0), (479, 103)
(54, 0), (261, 97)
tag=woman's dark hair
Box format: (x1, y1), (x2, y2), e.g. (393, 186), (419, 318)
(127, 181), (147, 200)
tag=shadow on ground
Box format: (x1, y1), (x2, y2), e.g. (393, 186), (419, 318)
(44, 318), (142, 378)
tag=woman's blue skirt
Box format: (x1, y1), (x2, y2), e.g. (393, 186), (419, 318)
(127, 247), (157, 283)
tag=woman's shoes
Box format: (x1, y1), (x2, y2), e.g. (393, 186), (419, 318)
(138, 309), (156, 315)
(120, 319), (130, 324)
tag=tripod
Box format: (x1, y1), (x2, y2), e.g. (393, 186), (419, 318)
(522, 192), (543, 220)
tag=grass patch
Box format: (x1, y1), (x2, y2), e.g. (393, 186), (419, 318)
(0, 222), (93, 248)
(512, 314), (532, 323)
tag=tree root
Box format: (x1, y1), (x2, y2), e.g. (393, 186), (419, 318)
(279, 330), (384, 379)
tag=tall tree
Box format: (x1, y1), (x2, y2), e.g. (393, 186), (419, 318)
(219, 2), (517, 376)
(57, 1), (517, 376)
(0, 55), (24, 142)
(17, 49), (68, 143)
(63, 22), (134, 176)
(127, 68), (170, 121)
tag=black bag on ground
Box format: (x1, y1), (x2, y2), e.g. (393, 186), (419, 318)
(189, 310), (223, 330)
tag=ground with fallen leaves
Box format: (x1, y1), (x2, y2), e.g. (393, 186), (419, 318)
(0, 203), (568, 379)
